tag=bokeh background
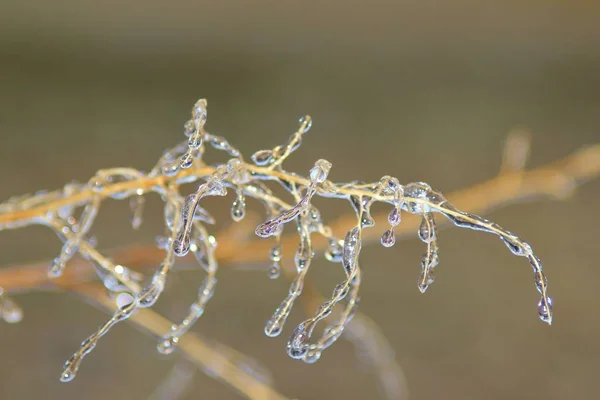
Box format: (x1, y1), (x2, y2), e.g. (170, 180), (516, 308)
(0, 1), (599, 399)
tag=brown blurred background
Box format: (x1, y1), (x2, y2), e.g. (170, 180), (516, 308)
(0, 1), (599, 399)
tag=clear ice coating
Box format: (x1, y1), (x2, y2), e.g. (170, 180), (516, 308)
(0, 97), (555, 382)
(286, 323), (311, 359)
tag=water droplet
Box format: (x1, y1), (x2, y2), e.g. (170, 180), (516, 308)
(381, 229), (395, 247)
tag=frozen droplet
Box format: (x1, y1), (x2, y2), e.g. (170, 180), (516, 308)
(418, 214), (436, 243)
(188, 133), (203, 150)
(537, 296), (553, 324)
(298, 115), (312, 133)
(360, 212), (375, 228)
(332, 282), (349, 300)
(115, 292), (134, 309)
(179, 152), (194, 169)
(138, 278), (164, 308)
(192, 99), (207, 127)
(379, 175), (399, 196)
(304, 347), (322, 364)
(404, 182), (432, 198)
(114, 303), (135, 322)
(287, 323), (310, 359)
(427, 190), (447, 205)
(309, 159), (332, 183)
(231, 194), (246, 222)
(268, 263), (281, 279)
(417, 271), (435, 293)
(173, 233), (191, 257)
(294, 245), (311, 270)
(403, 182), (432, 213)
(388, 207), (401, 226)
(60, 368), (76, 383)
(342, 227), (361, 274)
(381, 229), (395, 248)
(534, 273), (548, 294)
(317, 301), (333, 319)
(265, 311), (286, 337)
(265, 320), (282, 337)
(255, 220), (280, 238)
(161, 161), (179, 177)
(89, 178), (105, 193)
(251, 149), (273, 165)
(289, 275), (304, 296)
(183, 119), (196, 137)
(270, 243), (282, 262)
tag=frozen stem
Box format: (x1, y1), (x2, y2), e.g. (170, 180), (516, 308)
(0, 97), (582, 386)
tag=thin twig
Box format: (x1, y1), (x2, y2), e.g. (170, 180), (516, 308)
(1, 142), (597, 293)
(70, 282), (290, 400)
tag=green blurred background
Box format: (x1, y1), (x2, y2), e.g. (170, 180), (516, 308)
(0, 1), (599, 399)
